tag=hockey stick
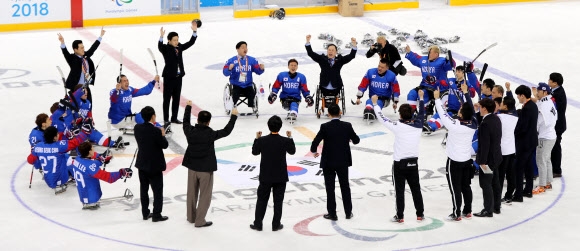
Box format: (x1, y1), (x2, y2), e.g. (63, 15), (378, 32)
(83, 55), (106, 88)
(124, 148), (138, 183)
(100, 188), (134, 202)
(117, 49), (123, 95)
(28, 166), (34, 188)
(103, 122), (112, 171)
(146, 48), (160, 89)
(56, 66), (68, 97)
(471, 42), (497, 64)
(479, 63), (489, 82)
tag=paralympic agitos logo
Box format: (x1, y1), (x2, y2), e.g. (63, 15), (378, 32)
(113, 0), (132, 7)
(293, 214), (444, 242)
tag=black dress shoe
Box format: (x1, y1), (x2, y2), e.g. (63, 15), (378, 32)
(323, 214), (338, 221)
(553, 173), (562, 178)
(273, 224), (284, 231)
(171, 119), (183, 124)
(512, 197), (524, 202)
(250, 224), (262, 231)
(152, 216), (169, 222)
(143, 213), (152, 220)
(494, 209), (501, 214)
(346, 213), (354, 219)
(473, 210), (493, 217)
(195, 221), (213, 228)
(523, 193), (533, 198)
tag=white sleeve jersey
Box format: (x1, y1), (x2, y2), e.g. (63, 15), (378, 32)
(497, 111), (518, 155)
(434, 99), (477, 162)
(537, 95), (557, 140)
(374, 104), (423, 161)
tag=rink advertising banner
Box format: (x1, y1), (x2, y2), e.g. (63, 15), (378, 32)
(83, 0), (160, 19)
(1, 0), (70, 24)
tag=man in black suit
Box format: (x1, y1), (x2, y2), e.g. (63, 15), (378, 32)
(158, 23), (198, 125)
(548, 73), (566, 177)
(134, 106), (169, 222)
(182, 101), (238, 228)
(58, 27), (105, 103)
(475, 98), (503, 217)
(310, 104), (360, 220)
(305, 34), (357, 97)
(250, 116), (296, 231)
(513, 85), (538, 201)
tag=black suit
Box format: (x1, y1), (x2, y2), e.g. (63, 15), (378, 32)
(310, 119), (360, 217)
(551, 86), (567, 175)
(514, 100), (538, 199)
(476, 114), (503, 213)
(134, 122), (169, 219)
(305, 44), (356, 94)
(158, 34), (197, 122)
(61, 39), (101, 102)
(251, 134), (296, 229)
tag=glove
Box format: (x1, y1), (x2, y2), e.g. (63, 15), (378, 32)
(98, 155), (112, 165)
(393, 96), (400, 103)
(356, 90), (364, 99)
(268, 92), (277, 104)
(101, 149), (112, 158)
(119, 168), (133, 178)
(81, 118), (93, 134)
(396, 64), (407, 76)
(425, 76), (437, 85)
(464, 61), (474, 73)
(305, 95), (314, 107)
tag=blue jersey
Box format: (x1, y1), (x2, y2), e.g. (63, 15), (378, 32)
(357, 69), (400, 99)
(222, 55), (264, 88)
(72, 88), (92, 119)
(108, 80), (155, 124)
(272, 72), (310, 100)
(67, 156), (122, 204)
(51, 107), (77, 134)
(405, 51), (454, 91)
(447, 72), (478, 112)
(29, 127), (44, 147)
(27, 133), (87, 188)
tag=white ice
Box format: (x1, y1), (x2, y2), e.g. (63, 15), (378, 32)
(1, 1), (579, 250)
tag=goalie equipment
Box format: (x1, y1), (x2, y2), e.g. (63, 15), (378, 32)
(192, 19), (202, 28)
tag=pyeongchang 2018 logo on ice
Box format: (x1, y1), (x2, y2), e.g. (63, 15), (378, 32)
(114, 0), (132, 6)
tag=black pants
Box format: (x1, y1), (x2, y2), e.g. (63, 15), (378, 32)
(392, 158), (424, 219)
(514, 148), (535, 199)
(254, 181), (286, 228)
(478, 165), (501, 212)
(323, 166), (351, 216)
(138, 169), (164, 218)
(551, 133), (563, 175)
(445, 158), (472, 217)
(499, 154), (516, 200)
(232, 85), (255, 108)
(163, 77), (183, 122)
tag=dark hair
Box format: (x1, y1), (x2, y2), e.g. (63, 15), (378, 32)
(515, 85), (531, 99)
(502, 96), (516, 110)
(72, 40), (83, 50)
(44, 126), (58, 144)
(78, 142), (93, 158)
(197, 110), (212, 124)
(167, 32), (178, 41)
(140, 106), (156, 122)
(327, 104), (340, 116)
(117, 74), (127, 83)
(483, 78), (495, 90)
(236, 41), (247, 49)
(479, 98), (496, 114)
(267, 115), (283, 133)
(549, 72), (563, 86)
(379, 57), (389, 67)
(459, 102), (474, 120)
(288, 59), (298, 66)
(326, 44), (337, 51)
(399, 104), (413, 120)
(456, 65), (465, 72)
(50, 102), (59, 114)
(35, 113), (49, 128)
(493, 97), (503, 106)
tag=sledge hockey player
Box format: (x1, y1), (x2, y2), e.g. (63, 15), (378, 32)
(424, 64), (478, 133)
(223, 41), (265, 115)
(404, 44), (454, 115)
(67, 142), (132, 210)
(29, 113), (52, 171)
(269, 59), (314, 123)
(71, 84), (125, 149)
(354, 58), (400, 122)
(26, 123), (92, 193)
(108, 74), (163, 134)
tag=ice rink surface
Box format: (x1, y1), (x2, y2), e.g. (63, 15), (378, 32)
(1, 1), (579, 250)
